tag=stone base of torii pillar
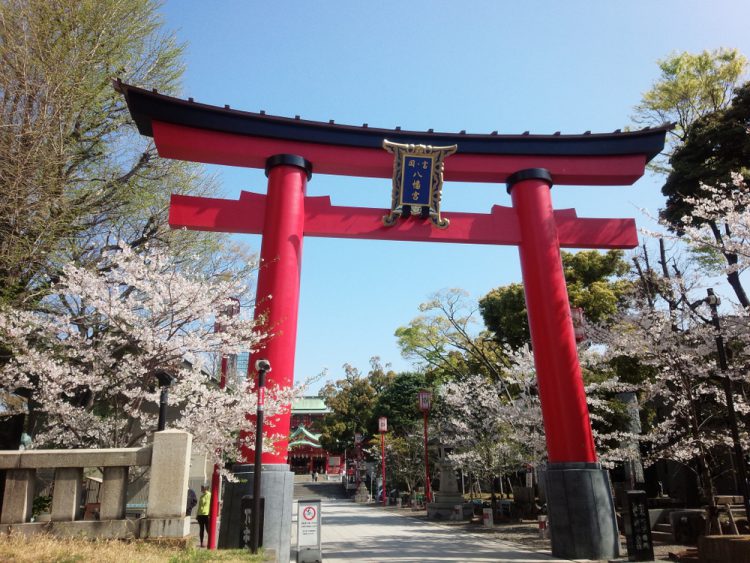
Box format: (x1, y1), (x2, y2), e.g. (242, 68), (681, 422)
(544, 462), (620, 559)
(217, 464), (294, 557)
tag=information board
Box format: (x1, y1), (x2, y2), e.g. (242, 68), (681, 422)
(297, 499), (322, 563)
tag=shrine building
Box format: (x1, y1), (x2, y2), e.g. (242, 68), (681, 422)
(288, 396), (342, 476)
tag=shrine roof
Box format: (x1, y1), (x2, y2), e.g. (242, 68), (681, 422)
(291, 396), (330, 415)
(115, 81), (670, 161)
(289, 439), (323, 449)
(290, 425), (323, 442)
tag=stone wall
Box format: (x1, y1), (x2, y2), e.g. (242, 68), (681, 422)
(0, 430), (192, 540)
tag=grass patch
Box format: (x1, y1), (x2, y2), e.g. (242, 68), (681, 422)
(0, 533), (265, 562)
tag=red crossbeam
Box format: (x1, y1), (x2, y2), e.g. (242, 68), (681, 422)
(169, 192), (637, 249)
(154, 121), (647, 186)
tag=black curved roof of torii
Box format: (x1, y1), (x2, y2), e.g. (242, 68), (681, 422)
(115, 81), (670, 160)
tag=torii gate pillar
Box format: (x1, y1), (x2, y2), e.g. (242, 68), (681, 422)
(509, 169), (618, 558)
(218, 155), (311, 555)
(246, 154), (311, 464)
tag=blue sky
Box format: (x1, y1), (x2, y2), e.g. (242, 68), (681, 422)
(158, 1), (750, 390)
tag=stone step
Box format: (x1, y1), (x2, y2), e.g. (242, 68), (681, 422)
(293, 481), (348, 501)
(651, 530), (674, 543)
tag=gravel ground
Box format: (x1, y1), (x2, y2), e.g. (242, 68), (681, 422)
(470, 520), (695, 562)
(391, 507), (696, 562)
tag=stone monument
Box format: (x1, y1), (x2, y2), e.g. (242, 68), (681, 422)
(427, 450), (473, 520)
(354, 482), (370, 503)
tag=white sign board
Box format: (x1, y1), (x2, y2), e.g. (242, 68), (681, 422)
(297, 499), (322, 563)
(378, 417), (388, 432)
(418, 390), (432, 411)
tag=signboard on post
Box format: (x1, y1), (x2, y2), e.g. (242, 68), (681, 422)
(418, 390), (432, 412)
(297, 499), (322, 563)
(378, 417), (388, 433)
(240, 496), (264, 549)
(623, 490), (654, 561)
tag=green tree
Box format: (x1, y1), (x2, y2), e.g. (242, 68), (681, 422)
(479, 250), (631, 349)
(318, 359), (395, 452)
(368, 425), (426, 495)
(395, 289), (509, 383)
(476, 284), (528, 352)
(0, 0), (234, 306)
(632, 48), (747, 173)
(373, 371), (429, 434)
(661, 83), (750, 307)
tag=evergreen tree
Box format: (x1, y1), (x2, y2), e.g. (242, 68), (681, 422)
(479, 250), (631, 350)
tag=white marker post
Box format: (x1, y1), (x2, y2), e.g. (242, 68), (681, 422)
(297, 499), (322, 563)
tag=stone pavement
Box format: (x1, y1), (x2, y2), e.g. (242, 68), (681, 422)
(290, 499), (569, 563)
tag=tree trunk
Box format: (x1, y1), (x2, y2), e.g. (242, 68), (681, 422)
(708, 221), (750, 308)
(727, 269), (750, 309)
(682, 372), (715, 504)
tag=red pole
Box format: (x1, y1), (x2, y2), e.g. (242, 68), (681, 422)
(206, 357), (227, 550)
(508, 169), (596, 463)
(208, 298), (240, 549)
(381, 431), (386, 506)
(355, 441), (361, 489)
(423, 411), (431, 503)
(242, 155), (311, 463)
(209, 297), (238, 550)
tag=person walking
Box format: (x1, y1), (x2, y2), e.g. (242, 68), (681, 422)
(197, 485), (211, 547)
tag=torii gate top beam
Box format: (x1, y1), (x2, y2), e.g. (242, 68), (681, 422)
(115, 81), (669, 186)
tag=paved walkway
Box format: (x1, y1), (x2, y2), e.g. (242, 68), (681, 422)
(291, 499), (569, 563)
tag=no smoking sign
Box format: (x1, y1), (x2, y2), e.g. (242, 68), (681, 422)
(302, 506), (317, 521)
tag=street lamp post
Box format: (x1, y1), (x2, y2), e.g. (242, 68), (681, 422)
(418, 390), (432, 503)
(379, 416), (387, 506)
(250, 359), (271, 554)
(705, 289), (750, 522)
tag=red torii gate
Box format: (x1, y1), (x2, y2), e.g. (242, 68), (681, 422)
(117, 81), (667, 559)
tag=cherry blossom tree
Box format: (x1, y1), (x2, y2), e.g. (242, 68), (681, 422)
(589, 304), (739, 500)
(675, 172), (750, 285)
(438, 369), (541, 501)
(589, 198), (750, 501)
(0, 243), (293, 466)
(437, 344), (641, 490)
(365, 425), (426, 498)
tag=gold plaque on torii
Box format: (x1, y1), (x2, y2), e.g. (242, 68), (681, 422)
(382, 140), (457, 229)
